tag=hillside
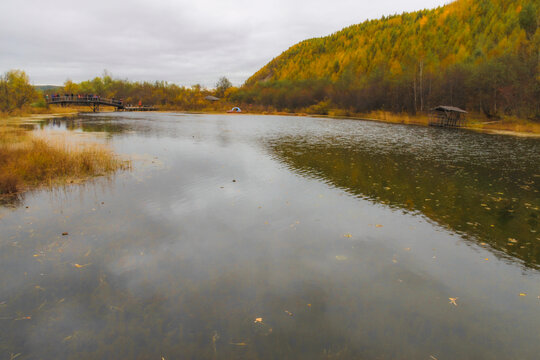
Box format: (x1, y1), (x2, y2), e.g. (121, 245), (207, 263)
(34, 85), (62, 92)
(235, 0), (539, 118)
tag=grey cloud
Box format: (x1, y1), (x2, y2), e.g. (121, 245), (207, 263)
(0, 0), (449, 86)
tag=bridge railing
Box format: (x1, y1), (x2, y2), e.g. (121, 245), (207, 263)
(46, 95), (124, 107)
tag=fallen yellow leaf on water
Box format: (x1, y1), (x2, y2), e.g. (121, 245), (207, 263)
(230, 342), (248, 346)
(375, 224), (383, 228)
(484, 258), (489, 261)
(343, 233), (352, 238)
(449, 297), (458, 306)
(480, 242), (487, 246)
(254, 318), (263, 323)
(508, 238), (518, 243)
(519, 293), (527, 297)
(73, 263), (91, 268)
(307, 303), (311, 307)
(335, 255), (347, 261)
(284, 310), (293, 316)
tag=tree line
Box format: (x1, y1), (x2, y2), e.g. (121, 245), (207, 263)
(0, 70), (236, 114)
(57, 73), (234, 111)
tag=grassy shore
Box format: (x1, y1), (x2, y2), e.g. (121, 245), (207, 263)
(347, 110), (540, 135)
(0, 114), (129, 198)
(35, 102), (539, 136)
(184, 102), (540, 136)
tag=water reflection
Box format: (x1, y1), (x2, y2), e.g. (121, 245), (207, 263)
(37, 115), (136, 135)
(268, 131), (540, 269)
(1, 114), (540, 359)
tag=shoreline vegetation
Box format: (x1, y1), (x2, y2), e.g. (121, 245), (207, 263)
(12, 105), (540, 136)
(6, 96), (540, 135)
(0, 114), (129, 200)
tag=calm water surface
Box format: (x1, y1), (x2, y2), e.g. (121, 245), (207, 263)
(1, 113), (539, 359)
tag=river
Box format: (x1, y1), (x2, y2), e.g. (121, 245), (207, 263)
(1, 113), (539, 359)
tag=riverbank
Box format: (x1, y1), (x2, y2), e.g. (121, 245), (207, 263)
(25, 105), (540, 138)
(350, 110), (540, 137)
(0, 113), (129, 200)
(230, 107), (540, 137)
(170, 102), (540, 136)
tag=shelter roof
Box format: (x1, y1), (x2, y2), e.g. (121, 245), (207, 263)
(431, 105), (467, 113)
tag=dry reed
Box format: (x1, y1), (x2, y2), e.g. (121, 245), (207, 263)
(0, 124), (128, 195)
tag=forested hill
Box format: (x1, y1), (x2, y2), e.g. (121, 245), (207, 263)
(236, 0), (539, 118)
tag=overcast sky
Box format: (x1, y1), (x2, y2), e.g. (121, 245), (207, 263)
(0, 0), (450, 87)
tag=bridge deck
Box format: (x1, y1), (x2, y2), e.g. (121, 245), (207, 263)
(46, 96), (124, 111)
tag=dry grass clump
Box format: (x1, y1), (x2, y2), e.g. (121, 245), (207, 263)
(359, 110), (430, 125)
(0, 124), (128, 195)
(468, 117), (540, 134)
(0, 106), (79, 118)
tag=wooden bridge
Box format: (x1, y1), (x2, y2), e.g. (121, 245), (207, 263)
(46, 95), (157, 112)
(46, 95), (124, 112)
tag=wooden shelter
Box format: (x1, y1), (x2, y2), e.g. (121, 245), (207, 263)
(429, 106), (467, 127)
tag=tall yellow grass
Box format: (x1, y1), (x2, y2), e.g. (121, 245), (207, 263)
(0, 124), (129, 195)
(351, 110), (540, 134)
(467, 117), (540, 134)
(359, 110), (431, 125)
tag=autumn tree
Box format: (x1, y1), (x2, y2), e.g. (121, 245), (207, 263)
(63, 79), (80, 94)
(0, 70), (37, 113)
(519, 3), (538, 39)
(215, 77), (232, 98)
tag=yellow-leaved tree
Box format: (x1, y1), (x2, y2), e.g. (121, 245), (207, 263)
(0, 70), (37, 113)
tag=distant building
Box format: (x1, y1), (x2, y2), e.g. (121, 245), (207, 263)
(429, 106), (467, 127)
